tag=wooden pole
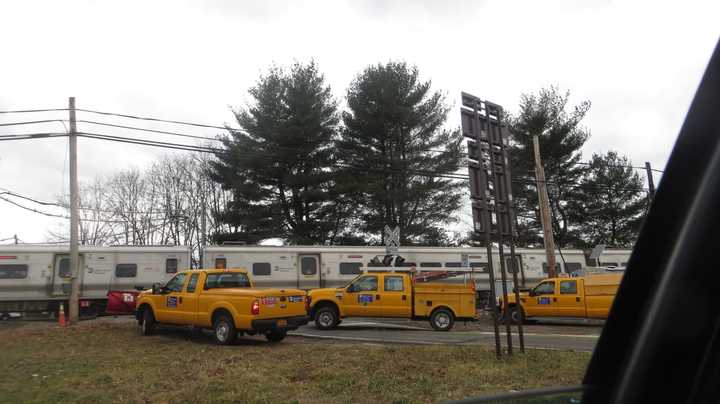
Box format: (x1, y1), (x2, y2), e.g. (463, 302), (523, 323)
(68, 97), (80, 324)
(533, 135), (557, 278)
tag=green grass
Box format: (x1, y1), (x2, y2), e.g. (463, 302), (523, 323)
(0, 321), (590, 403)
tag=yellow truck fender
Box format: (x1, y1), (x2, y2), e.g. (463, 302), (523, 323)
(207, 301), (243, 328)
(429, 304), (457, 319)
(135, 297), (157, 321)
(311, 298), (345, 318)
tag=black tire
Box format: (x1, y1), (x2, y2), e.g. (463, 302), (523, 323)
(265, 330), (287, 342)
(141, 308), (156, 336)
(314, 306), (339, 330)
(213, 314), (237, 345)
(430, 308), (455, 331)
(505, 305), (525, 325)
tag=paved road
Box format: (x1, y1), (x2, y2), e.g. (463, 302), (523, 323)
(290, 319), (600, 352)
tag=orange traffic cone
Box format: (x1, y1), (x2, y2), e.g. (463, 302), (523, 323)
(58, 303), (67, 327)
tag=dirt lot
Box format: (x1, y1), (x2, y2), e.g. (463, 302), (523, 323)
(0, 318), (590, 404)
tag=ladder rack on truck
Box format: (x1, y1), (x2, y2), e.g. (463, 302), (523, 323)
(360, 267), (477, 284)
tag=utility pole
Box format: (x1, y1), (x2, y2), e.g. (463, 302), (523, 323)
(201, 196), (207, 268)
(645, 162), (656, 200)
(68, 97), (80, 324)
(533, 135), (557, 278)
(13, 234), (17, 245)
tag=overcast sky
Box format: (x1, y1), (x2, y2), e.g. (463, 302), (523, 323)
(1, 0), (718, 244)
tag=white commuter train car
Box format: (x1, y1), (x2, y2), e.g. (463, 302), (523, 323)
(202, 245), (632, 293)
(0, 245), (191, 317)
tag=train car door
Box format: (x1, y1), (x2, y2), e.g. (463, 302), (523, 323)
(51, 254), (84, 296)
(297, 254), (321, 289)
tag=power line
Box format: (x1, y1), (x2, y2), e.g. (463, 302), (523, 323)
(76, 120), (224, 143)
(0, 119), (67, 127)
(75, 108), (240, 132)
(0, 132), (68, 141)
(0, 194), (176, 223)
(0, 188), (169, 215)
(0, 108), (68, 114)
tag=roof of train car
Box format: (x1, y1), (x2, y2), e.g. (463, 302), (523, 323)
(0, 245), (192, 253)
(203, 245), (599, 254)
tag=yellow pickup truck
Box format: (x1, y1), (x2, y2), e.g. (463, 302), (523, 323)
(135, 269), (309, 344)
(308, 269), (476, 331)
(502, 273), (622, 323)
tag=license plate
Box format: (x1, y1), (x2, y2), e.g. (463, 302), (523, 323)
(277, 319), (287, 326)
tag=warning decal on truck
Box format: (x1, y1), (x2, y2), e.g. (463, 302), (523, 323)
(167, 296), (178, 308)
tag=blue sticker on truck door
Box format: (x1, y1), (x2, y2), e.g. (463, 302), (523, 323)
(358, 294), (373, 305)
(167, 296), (178, 308)
(538, 297), (551, 305)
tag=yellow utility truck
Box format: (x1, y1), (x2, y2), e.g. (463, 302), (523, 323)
(502, 273), (623, 323)
(308, 267), (477, 331)
(135, 268), (309, 344)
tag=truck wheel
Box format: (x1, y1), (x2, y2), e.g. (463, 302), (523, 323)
(265, 330), (287, 343)
(314, 306), (339, 330)
(141, 308), (156, 336)
(430, 308), (454, 331)
(213, 314), (237, 345)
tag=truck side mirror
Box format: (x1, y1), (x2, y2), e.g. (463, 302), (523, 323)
(346, 285), (355, 293)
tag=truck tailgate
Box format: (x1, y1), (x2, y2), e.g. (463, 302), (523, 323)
(256, 289), (307, 319)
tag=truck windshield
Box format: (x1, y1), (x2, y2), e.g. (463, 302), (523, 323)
(205, 273), (251, 289)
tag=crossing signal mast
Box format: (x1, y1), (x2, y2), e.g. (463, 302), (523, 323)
(461, 92), (525, 358)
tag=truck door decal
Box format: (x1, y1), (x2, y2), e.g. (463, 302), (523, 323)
(167, 296), (178, 308)
(538, 297), (551, 305)
(358, 294), (373, 304)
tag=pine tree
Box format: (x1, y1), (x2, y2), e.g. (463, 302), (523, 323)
(569, 151), (646, 247)
(211, 61), (345, 244)
(337, 62), (465, 245)
(507, 86), (591, 247)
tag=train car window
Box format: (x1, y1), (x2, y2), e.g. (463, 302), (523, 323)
(0, 264), (28, 279)
(588, 258), (598, 266)
(504, 257), (519, 274)
(252, 262), (271, 276)
(165, 258), (178, 274)
(470, 262), (488, 272)
(186, 273), (199, 293)
(542, 263), (561, 274)
(565, 262), (582, 273)
(420, 262), (442, 267)
(115, 264), (137, 278)
(215, 258), (227, 269)
(340, 262), (362, 275)
(59, 258), (71, 278)
(301, 257), (317, 275)
(445, 262), (462, 267)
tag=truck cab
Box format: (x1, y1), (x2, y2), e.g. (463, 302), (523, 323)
(502, 273), (622, 323)
(308, 268), (476, 331)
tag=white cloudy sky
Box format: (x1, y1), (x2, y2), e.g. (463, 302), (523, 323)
(0, 0), (718, 243)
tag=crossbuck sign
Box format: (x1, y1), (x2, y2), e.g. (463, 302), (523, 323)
(384, 226), (400, 254)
